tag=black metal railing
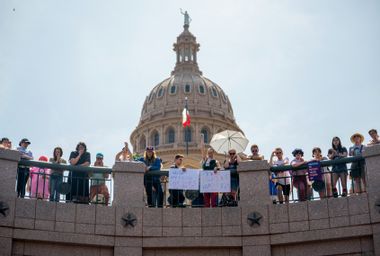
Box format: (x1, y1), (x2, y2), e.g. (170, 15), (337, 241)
(270, 156), (365, 203)
(17, 159), (113, 205)
(144, 169), (239, 208)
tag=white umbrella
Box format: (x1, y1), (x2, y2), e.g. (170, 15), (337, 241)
(209, 130), (249, 154)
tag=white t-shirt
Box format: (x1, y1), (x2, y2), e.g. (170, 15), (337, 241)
(273, 157), (291, 185)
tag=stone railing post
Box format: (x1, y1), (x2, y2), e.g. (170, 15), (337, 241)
(238, 160), (271, 256)
(112, 161), (146, 208)
(0, 149), (20, 255)
(362, 144), (380, 255)
(238, 160), (271, 206)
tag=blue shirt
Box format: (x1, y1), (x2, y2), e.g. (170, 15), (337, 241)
(17, 146), (33, 160)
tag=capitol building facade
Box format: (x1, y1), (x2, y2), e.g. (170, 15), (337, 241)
(130, 22), (243, 168)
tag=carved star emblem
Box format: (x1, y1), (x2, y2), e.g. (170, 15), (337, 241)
(247, 212), (262, 227)
(121, 213), (137, 227)
(0, 201), (10, 217)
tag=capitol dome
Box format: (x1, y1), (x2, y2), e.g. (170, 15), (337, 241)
(130, 21), (243, 167)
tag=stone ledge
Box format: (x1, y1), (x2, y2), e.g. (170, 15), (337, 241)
(0, 149), (20, 162)
(113, 162), (145, 173)
(270, 225), (372, 245)
(237, 160), (269, 172)
(142, 236), (242, 248)
(13, 228), (115, 247)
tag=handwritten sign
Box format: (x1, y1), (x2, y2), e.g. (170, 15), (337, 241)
(200, 171), (231, 193)
(307, 161), (323, 181)
(168, 169), (200, 190)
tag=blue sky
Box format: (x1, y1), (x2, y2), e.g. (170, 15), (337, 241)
(1, 0), (379, 166)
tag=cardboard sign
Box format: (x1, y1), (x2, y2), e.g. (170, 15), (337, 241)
(168, 169), (200, 190)
(307, 161), (323, 181)
(200, 170), (231, 193)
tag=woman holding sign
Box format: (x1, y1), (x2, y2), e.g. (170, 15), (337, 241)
(201, 134), (221, 208)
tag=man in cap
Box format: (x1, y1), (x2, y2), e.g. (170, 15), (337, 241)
(16, 138), (33, 198)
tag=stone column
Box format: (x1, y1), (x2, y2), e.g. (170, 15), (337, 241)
(238, 160), (271, 256)
(362, 144), (380, 254)
(0, 149), (20, 256)
(112, 161), (146, 208)
(238, 160), (271, 206)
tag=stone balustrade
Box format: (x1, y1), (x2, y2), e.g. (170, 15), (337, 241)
(0, 145), (380, 256)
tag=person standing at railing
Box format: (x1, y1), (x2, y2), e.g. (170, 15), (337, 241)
(89, 153), (110, 205)
(49, 147), (67, 202)
(16, 138), (33, 198)
(115, 142), (132, 161)
(222, 149), (241, 207)
(270, 148), (290, 204)
(328, 136), (348, 198)
(168, 154), (186, 208)
(349, 133), (366, 193)
(0, 137), (11, 149)
(310, 147), (331, 198)
(368, 129), (380, 146)
(201, 146), (220, 208)
(290, 148), (309, 202)
(247, 144), (265, 160)
(67, 142), (91, 204)
(138, 146), (163, 208)
(28, 156), (50, 200)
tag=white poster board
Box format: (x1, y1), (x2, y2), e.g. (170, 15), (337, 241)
(168, 169), (200, 190)
(200, 170), (231, 193)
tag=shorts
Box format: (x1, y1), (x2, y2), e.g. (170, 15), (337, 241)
(276, 183), (290, 196)
(312, 180), (325, 192)
(350, 161), (365, 178)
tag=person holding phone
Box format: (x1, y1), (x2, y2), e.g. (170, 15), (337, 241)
(67, 142), (91, 204)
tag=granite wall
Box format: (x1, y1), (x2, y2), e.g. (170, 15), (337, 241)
(1, 145), (379, 256)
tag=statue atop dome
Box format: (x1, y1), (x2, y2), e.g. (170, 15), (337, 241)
(180, 9), (191, 27)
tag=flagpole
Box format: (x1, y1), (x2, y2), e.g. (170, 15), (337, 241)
(185, 97), (189, 156)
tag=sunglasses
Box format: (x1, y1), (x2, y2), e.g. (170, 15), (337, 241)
(275, 151), (282, 154)
(229, 152), (236, 155)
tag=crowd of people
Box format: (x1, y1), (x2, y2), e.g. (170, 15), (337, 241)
(0, 128), (378, 207)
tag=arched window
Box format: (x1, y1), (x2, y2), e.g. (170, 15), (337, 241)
(201, 128), (209, 143)
(166, 127), (175, 144)
(199, 84), (205, 94)
(151, 131), (159, 147)
(183, 128), (192, 142)
(157, 87), (164, 97)
(184, 84), (191, 93)
(169, 85), (177, 95)
(139, 136), (146, 151)
(211, 87), (218, 97)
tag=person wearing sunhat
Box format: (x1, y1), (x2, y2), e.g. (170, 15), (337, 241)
(349, 133), (366, 193)
(138, 146), (163, 208)
(368, 129), (380, 146)
(16, 138), (34, 198)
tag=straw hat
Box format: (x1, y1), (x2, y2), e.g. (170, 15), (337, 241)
(350, 133), (364, 144)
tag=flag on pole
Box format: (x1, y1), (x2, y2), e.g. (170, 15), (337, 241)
(182, 107), (191, 127)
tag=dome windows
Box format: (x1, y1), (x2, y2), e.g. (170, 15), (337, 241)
(198, 84), (205, 95)
(166, 127), (175, 144)
(211, 87), (218, 97)
(183, 128), (192, 142)
(169, 85), (177, 95)
(184, 84), (191, 94)
(200, 127), (210, 144)
(148, 92), (155, 102)
(157, 87), (164, 98)
(151, 131), (159, 147)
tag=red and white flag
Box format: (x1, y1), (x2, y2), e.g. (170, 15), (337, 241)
(182, 107), (191, 127)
